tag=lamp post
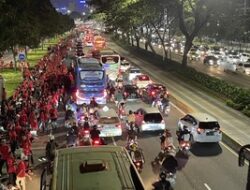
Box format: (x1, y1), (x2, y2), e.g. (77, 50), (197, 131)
(238, 144), (250, 190)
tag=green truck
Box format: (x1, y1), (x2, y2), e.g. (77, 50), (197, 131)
(40, 146), (145, 190)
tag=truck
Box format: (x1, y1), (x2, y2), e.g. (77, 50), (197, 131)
(75, 57), (107, 105)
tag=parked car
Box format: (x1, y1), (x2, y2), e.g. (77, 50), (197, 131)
(177, 113), (222, 143)
(240, 53), (250, 62)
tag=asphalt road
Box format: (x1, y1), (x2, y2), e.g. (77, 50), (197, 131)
(26, 42), (249, 190)
(138, 42), (250, 89)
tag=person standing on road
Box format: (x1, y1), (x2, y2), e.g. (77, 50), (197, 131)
(15, 157), (32, 190)
(6, 152), (16, 186)
(0, 139), (10, 177)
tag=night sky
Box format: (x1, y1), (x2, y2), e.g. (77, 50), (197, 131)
(50, 0), (87, 13)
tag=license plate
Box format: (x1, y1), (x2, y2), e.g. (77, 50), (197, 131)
(206, 132), (214, 136)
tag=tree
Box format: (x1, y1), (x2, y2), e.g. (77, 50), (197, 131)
(174, 0), (218, 66)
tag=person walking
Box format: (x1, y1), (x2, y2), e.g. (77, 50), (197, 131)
(0, 139), (10, 177)
(15, 157), (32, 190)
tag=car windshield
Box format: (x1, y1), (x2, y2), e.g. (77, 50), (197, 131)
(130, 69), (140, 74)
(99, 117), (119, 124)
(121, 62), (130, 66)
(199, 122), (220, 129)
(144, 113), (162, 123)
(80, 70), (104, 80)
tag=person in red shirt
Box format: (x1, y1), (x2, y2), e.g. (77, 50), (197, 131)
(0, 139), (10, 177)
(9, 126), (17, 154)
(16, 157), (32, 190)
(6, 152), (16, 185)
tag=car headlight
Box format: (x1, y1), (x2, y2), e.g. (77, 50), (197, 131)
(209, 60), (214, 65)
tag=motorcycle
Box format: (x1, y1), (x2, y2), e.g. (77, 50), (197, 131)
(131, 149), (145, 173)
(66, 130), (78, 147)
(156, 100), (171, 116)
(91, 137), (105, 146)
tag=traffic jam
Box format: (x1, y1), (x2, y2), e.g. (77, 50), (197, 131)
(63, 24), (223, 189)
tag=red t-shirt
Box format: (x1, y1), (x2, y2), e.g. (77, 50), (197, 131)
(7, 156), (16, 173)
(16, 161), (26, 178)
(0, 144), (10, 160)
(9, 130), (17, 141)
(21, 139), (31, 156)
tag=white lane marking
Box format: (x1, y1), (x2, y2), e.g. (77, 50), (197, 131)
(204, 183), (212, 190)
(111, 137), (117, 146)
(170, 102), (186, 115)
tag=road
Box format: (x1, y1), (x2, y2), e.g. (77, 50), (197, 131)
(138, 41), (250, 89)
(26, 43), (249, 190)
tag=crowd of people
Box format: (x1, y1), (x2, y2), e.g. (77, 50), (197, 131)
(0, 37), (73, 190)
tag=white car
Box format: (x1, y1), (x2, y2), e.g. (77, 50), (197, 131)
(85, 41), (93, 47)
(128, 68), (141, 81)
(236, 62), (250, 75)
(177, 113), (222, 143)
(96, 107), (122, 137)
(120, 60), (131, 72)
(140, 107), (166, 132)
(240, 53), (250, 62)
(133, 74), (152, 88)
(219, 58), (237, 72)
(226, 54), (241, 63)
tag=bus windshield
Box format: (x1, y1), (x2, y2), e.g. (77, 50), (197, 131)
(80, 70), (104, 80)
(101, 56), (120, 65)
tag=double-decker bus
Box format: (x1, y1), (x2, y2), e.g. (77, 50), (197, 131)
(74, 57), (107, 104)
(40, 146), (145, 190)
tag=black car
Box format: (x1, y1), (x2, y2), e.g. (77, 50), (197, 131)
(203, 55), (218, 66)
(122, 85), (141, 100)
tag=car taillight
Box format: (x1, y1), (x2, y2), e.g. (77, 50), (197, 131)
(116, 124), (121, 128)
(135, 162), (141, 166)
(124, 92), (128, 96)
(151, 91), (155, 96)
(161, 120), (165, 123)
(94, 140), (100, 145)
(84, 130), (89, 134)
(197, 128), (204, 134)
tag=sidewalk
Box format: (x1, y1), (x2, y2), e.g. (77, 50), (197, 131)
(109, 40), (250, 151)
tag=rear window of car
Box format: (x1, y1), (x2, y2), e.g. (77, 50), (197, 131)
(130, 69), (140, 73)
(144, 113), (162, 123)
(151, 85), (165, 91)
(199, 122), (220, 129)
(138, 75), (150, 81)
(121, 62), (130, 66)
(99, 117), (119, 124)
(244, 64), (250, 68)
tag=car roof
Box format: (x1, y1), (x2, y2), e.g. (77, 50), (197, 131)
(124, 100), (148, 112)
(141, 106), (161, 114)
(189, 113), (217, 122)
(97, 108), (118, 117)
(54, 146), (140, 190)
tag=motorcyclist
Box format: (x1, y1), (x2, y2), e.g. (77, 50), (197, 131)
(89, 97), (98, 108)
(160, 129), (174, 151)
(45, 135), (58, 171)
(177, 125), (191, 143)
(90, 125), (101, 140)
(127, 110), (136, 124)
(159, 95), (170, 112)
(152, 171), (171, 190)
(127, 121), (137, 143)
(67, 125), (78, 147)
